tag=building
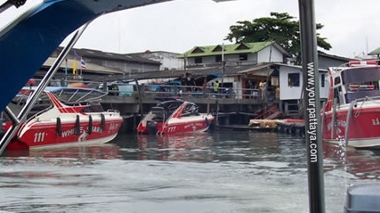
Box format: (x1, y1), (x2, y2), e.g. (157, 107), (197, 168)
(53, 47), (161, 77)
(179, 41), (290, 68)
(318, 51), (353, 69)
(128, 50), (184, 71)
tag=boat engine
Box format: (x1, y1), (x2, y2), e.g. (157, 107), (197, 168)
(345, 183), (380, 213)
(146, 120), (158, 134)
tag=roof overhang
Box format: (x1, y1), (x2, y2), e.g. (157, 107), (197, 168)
(238, 63), (275, 77)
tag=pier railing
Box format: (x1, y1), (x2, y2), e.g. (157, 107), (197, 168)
(37, 79), (277, 102)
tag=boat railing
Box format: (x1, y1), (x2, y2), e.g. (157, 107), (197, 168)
(346, 90), (380, 103)
(52, 87), (107, 104)
(347, 94), (380, 104)
(39, 80), (278, 102)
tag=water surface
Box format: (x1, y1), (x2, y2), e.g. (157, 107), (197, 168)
(1, 131), (379, 213)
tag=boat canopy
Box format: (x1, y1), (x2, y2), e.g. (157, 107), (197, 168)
(47, 87), (107, 104)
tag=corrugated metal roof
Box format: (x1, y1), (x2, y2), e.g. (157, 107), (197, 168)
(58, 47), (161, 65)
(43, 57), (125, 75)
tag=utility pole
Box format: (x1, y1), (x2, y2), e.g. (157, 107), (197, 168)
(221, 43), (225, 87)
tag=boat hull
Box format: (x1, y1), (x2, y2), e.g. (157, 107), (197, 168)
(158, 115), (214, 135)
(323, 106), (380, 148)
(137, 99), (214, 135)
(139, 115), (214, 135)
(7, 114), (123, 150)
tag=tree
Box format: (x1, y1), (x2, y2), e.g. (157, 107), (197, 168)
(225, 12), (332, 64)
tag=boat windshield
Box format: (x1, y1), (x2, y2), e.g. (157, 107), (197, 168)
(182, 102), (199, 116)
(157, 100), (184, 113)
(10, 89), (53, 119)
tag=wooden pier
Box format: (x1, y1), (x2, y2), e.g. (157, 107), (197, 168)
(99, 94), (277, 132)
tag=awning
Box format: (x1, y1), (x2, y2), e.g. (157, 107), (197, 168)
(238, 64), (274, 77)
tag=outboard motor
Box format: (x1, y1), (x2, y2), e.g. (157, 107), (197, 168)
(345, 183), (380, 213)
(146, 120), (157, 134)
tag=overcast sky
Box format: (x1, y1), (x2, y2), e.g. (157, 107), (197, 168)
(4, 0), (380, 58)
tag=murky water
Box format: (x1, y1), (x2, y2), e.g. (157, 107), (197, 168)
(1, 131), (380, 213)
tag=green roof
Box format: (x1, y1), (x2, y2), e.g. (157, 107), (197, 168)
(369, 47), (380, 55)
(178, 41), (277, 58)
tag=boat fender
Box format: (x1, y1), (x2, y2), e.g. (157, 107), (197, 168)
(87, 115), (93, 134)
(205, 117), (209, 126)
(56, 117), (62, 136)
(100, 114), (106, 131)
(75, 115), (81, 135)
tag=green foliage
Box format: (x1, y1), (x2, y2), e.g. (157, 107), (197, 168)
(225, 12), (332, 64)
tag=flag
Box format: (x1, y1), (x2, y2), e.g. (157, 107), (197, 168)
(73, 51), (80, 59)
(80, 57), (86, 69)
(72, 60), (77, 74)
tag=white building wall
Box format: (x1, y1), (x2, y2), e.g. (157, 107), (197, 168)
(139, 52), (184, 70)
(258, 46), (283, 63)
(247, 53), (258, 63)
(279, 66), (303, 100)
(156, 52), (184, 70)
(279, 66), (329, 100)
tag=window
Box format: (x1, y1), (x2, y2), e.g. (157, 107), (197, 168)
(215, 55), (222, 62)
(334, 77), (340, 85)
(194, 57), (202, 64)
(321, 74), (325, 87)
(288, 73), (300, 87)
(239, 54), (248, 61)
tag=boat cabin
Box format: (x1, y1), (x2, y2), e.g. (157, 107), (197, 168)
(330, 60), (380, 105)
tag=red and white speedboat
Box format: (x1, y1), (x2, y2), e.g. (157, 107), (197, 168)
(322, 60), (380, 148)
(5, 87), (123, 150)
(137, 99), (214, 135)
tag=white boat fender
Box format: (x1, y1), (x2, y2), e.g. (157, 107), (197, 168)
(56, 117), (62, 136)
(87, 115), (92, 135)
(75, 115), (80, 135)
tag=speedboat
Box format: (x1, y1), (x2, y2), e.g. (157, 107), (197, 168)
(137, 99), (214, 135)
(4, 87), (123, 150)
(0, 0), (179, 154)
(322, 60), (380, 148)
